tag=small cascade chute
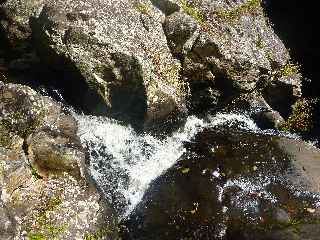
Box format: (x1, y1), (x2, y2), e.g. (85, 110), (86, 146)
(75, 113), (259, 217)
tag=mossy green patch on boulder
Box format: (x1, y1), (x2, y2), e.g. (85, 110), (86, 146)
(279, 98), (320, 133)
(216, 0), (263, 23)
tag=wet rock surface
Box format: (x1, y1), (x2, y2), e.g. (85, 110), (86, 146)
(120, 127), (320, 239)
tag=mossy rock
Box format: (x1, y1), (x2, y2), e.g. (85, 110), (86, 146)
(279, 98), (320, 133)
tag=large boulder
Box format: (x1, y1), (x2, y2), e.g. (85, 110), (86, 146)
(0, 82), (118, 239)
(1, 0), (302, 127)
(162, 0), (301, 114)
(120, 127), (320, 239)
(0, 147), (117, 239)
(1, 0), (187, 126)
(0, 82), (86, 177)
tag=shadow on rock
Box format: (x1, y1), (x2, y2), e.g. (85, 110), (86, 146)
(120, 128), (320, 240)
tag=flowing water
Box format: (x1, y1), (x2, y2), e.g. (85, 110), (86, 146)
(75, 112), (261, 218)
(73, 111), (320, 240)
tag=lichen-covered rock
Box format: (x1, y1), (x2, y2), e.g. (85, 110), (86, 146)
(0, 148), (117, 239)
(0, 82), (89, 177)
(162, 0), (301, 114)
(27, 129), (86, 178)
(0, 200), (15, 240)
(1, 0), (303, 124)
(1, 0), (188, 125)
(0, 82), (118, 239)
(0, 0), (43, 70)
(30, 0), (186, 125)
(0, 124), (24, 152)
(0, 81), (61, 138)
(0, 0), (44, 46)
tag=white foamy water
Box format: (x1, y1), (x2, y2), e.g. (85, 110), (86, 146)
(75, 113), (258, 217)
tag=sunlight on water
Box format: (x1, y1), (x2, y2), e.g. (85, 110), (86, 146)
(75, 113), (258, 217)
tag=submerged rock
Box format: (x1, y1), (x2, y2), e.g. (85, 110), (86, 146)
(0, 82), (118, 239)
(120, 127), (320, 239)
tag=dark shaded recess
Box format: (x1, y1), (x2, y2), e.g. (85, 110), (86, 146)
(0, 26), (9, 54)
(29, 7), (148, 128)
(5, 52), (108, 116)
(119, 128), (318, 240)
(105, 52), (148, 129)
(264, 0), (320, 97)
(187, 74), (237, 115)
(262, 81), (296, 118)
(26, 15), (110, 116)
(2, 5), (148, 128)
(143, 109), (188, 139)
(150, 0), (180, 16)
(0, 9), (10, 59)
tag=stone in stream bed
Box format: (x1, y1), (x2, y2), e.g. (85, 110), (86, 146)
(120, 128), (320, 240)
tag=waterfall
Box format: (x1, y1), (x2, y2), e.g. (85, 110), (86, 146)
(75, 113), (258, 217)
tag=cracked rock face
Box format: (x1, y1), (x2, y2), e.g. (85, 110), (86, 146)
(1, 0), (188, 126)
(1, 0), (302, 123)
(2, 0), (186, 125)
(0, 82), (117, 239)
(162, 0), (301, 114)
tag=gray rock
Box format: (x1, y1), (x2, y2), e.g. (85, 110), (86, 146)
(0, 201), (15, 240)
(1, 153), (117, 240)
(27, 129), (86, 178)
(0, 83), (118, 239)
(29, 0), (186, 125)
(1, 0), (302, 122)
(0, 82), (61, 138)
(1, 0), (187, 125)
(162, 0), (301, 114)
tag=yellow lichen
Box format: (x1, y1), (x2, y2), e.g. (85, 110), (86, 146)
(180, 0), (207, 23)
(279, 63), (301, 77)
(134, 2), (152, 16)
(216, 0), (262, 22)
(83, 227), (113, 240)
(278, 98), (319, 133)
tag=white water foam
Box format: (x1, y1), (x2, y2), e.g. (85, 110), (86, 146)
(75, 113), (258, 217)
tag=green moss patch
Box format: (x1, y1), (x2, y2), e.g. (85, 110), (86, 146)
(134, 3), (152, 16)
(84, 227), (113, 240)
(279, 98), (319, 133)
(26, 195), (67, 240)
(180, 0), (207, 23)
(216, 0), (262, 22)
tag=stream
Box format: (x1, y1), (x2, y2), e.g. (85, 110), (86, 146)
(74, 111), (320, 239)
